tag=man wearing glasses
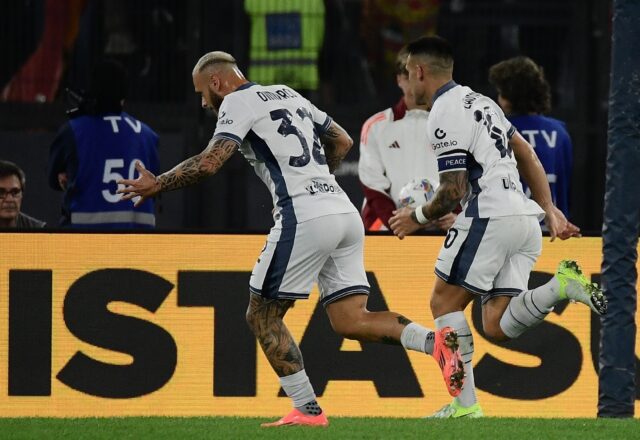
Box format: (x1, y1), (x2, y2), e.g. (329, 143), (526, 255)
(0, 160), (45, 229)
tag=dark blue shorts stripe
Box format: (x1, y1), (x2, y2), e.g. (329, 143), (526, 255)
(245, 129), (298, 298)
(250, 285), (309, 300)
(447, 217), (489, 288)
(261, 227), (296, 299)
(321, 285), (370, 306)
(435, 267), (488, 295)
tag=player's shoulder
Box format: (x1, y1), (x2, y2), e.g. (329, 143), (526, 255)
(363, 108), (392, 126)
(360, 108), (392, 143)
(431, 85), (476, 114)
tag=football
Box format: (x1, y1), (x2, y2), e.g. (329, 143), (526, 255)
(397, 178), (436, 208)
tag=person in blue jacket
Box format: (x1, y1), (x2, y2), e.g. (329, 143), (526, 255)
(48, 59), (159, 228)
(489, 56), (573, 218)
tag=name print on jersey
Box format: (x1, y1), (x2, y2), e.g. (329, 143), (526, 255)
(463, 92), (482, 109)
(256, 87), (298, 102)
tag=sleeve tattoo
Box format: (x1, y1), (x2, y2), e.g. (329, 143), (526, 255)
(321, 124), (347, 173)
(423, 170), (468, 220)
(157, 137), (239, 192)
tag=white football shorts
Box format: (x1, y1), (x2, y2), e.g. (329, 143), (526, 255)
(249, 212), (370, 305)
(435, 215), (542, 304)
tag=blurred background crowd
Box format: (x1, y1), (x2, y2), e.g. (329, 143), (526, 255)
(0, 0), (610, 231)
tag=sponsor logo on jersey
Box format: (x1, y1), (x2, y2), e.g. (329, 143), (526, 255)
(432, 140), (458, 150)
(434, 128), (446, 139)
(218, 118), (234, 125)
(388, 141), (400, 149)
(502, 176), (518, 191)
(305, 180), (343, 195)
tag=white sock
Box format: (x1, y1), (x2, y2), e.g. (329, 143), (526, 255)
(434, 311), (477, 407)
(499, 281), (559, 339)
(530, 277), (561, 310)
(400, 323), (435, 354)
(279, 369), (316, 408)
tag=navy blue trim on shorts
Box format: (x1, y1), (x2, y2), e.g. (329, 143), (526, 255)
(250, 285), (309, 300)
(246, 130), (298, 298)
(435, 268), (488, 295)
(447, 217), (489, 289)
(320, 285), (370, 307)
(481, 287), (523, 305)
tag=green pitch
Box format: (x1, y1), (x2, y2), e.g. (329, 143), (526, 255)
(1, 416), (638, 439)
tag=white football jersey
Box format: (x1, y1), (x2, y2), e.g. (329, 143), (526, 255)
(428, 81), (545, 219)
(213, 82), (357, 228)
(358, 107), (439, 206)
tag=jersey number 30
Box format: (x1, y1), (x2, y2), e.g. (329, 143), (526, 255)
(270, 108), (327, 167)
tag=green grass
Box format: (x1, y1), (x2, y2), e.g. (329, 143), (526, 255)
(0, 416), (638, 439)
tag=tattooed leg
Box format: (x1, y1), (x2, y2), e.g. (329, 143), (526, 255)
(324, 294), (413, 345)
(245, 293), (303, 377)
(246, 293), (323, 417)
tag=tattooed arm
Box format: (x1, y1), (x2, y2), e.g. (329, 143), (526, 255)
(157, 137), (239, 191)
(415, 170), (467, 222)
(389, 170), (467, 239)
(117, 136), (239, 207)
(321, 121), (353, 173)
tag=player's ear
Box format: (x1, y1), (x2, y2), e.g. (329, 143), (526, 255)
(210, 74), (220, 91)
(417, 65), (425, 81)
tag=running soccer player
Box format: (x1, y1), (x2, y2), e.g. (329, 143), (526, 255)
(118, 51), (465, 427)
(389, 36), (607, 418)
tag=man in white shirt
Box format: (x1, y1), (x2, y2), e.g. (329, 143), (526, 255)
(118, 51), (465, 427)
(359, 48), (455, 231)
(390, 36), (606, 418)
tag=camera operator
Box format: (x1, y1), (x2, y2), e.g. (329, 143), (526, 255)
(48, 59), (159, 228)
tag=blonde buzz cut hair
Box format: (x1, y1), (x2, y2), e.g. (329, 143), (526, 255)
(192, 51), (237, 75)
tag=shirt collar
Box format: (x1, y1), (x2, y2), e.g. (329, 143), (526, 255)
(236, 81), (257, 91)
(432, 80), (458, 105)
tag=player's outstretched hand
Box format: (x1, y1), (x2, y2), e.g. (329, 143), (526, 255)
(543, 204), (563, 242)
(558, 220), (581, 240)
(389, 207), (422, 240)
(544, 204), (581, 241)
(117, 161), (161, 207)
